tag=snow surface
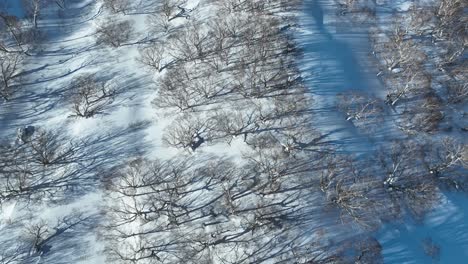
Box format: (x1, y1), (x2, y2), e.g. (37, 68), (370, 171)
(299, 0), (468, 263)
(0, 0), (25, 18)
(0, 0), (466, 263)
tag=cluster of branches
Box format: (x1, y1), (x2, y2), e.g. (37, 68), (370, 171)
(368, 0), (467, 134)
(0, 10), (32, 54)
(0, 210), (88, 263)
(336, 91), (384, 133)
(0, 127), (90, 202)
(160, 96), (319, 153)
(0, 12), (27, 101)
(319, 137), (467, 227)
(138, 0), (314, 152)
(98, 0), (194, 47)
(1, 0), (60, 51)
(335, 0), (376, 20)
(102, 1), (387, 261)
(101, 142), (382, 263)
(0, 0), (61, 101)
(95, 18), (133, 48)
(0, 51), (22, 101)
(432, 0), (468, 113)
(98, 1), (468, 263)
(375, 137), (467, 218)
(68, 73), (116, 118)
(370, 24), (446, 134)
(102, 0), (131, 14)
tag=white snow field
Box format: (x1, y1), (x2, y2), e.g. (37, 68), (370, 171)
(0, 0), (466, 263)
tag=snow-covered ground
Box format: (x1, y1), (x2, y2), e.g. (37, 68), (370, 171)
(0, 0), (466, 263)
(1, 0), (339, 262)
(0, 0), (177, 262)
(298, 0), (406, 156)
(378, 192), (468, 263)
(298, 0), (468, 263)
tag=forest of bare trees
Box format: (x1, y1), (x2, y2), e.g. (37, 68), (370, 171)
(99, 0), (467, 262)
(0, 0), (466, 263)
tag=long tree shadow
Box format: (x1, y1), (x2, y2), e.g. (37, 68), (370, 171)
(296, 0), (392, 154)
(0, 119), (152, 204)
(305, 0), (370, 93)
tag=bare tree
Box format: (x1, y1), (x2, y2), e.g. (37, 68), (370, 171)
(376, 140), (440, 220)
(420, 138), (468, 190)
(373, 25), (427, 72)
(385, 69), (431, 106)
(0, 13), (30, 53)
(337, 92), (383, 122)
(0, 52), (22, 101)
(0, 127), (84, 201)
(24, 220), (50, 255)
(434, 0), (467, 44)
(202, 16), (242, 71)
(96, 19), (133, 48)
(138, 43), (173, 72)
(377, 141), (418, 192)
(146, 12), (172, 34)
(337, 91), (384, 133)
(102, 0), (131, 14)
(446, 65), (468, 104)
(69, 73), (116, 118)
(217, 0), (244, 13)
(152, 66), (228, 111)
(396, 91), (444, 134)
(407, 4), (435, 36)
(233, 60), (286, 98)
(269, 119), (325, 155)
(145, 0), (189, 35)
(163, 114), (215, 150)
(326, 172), (378, 229)
(212, 104), (263, 143)
(170, 22), (211, 62)
(23, 211), (87, 255)
(152, 65), (199, 111)
(447, 82), (468, 104)
(145, 0), (188, 35)
(190, 70), (233, 101)
(101, 157), (231, 263)
(27, 129), (76, 166)
(21, 0), (52, 29)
